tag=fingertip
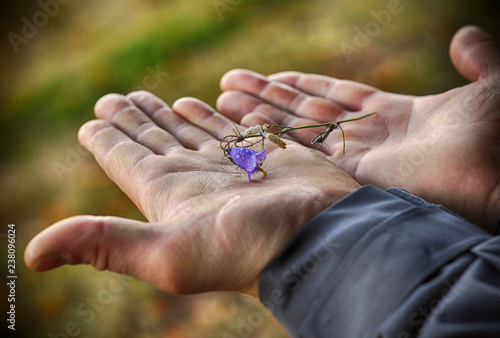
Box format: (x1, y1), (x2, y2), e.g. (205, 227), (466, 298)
(24, 239), (39, 271)
(268, 71), (302, 82)
(126, 90), (154, 99)
(126, 90), (163, 107)
(94, 93), (130, 119)
(216, 90), (265, 123)
(450, 25), (500, 81)
(77, 119), (112, 149)
(220, 68), (251, 90)
(172, 96), (197, 106)
(215, 91), (242, 112)
(24, 215), (157, 275)
(24, 215), (95, 271)
(172, 97), (210, 113)
(220, 69), (267, 91)
(127, 90), (170, 114)
(172, 97), (220, 125)
(32, 254), (69, 272)
(241, 112), (272, 127)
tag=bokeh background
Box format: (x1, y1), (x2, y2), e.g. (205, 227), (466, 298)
(0, 0), (498, 337)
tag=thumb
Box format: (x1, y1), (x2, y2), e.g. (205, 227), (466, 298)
(450, 25), (500, 82)
(24, 216), (180, 293)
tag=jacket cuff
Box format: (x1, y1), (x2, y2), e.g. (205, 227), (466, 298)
(258, 186), (489, 337)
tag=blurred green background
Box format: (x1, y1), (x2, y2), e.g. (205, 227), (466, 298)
(0, 0), (498, 337)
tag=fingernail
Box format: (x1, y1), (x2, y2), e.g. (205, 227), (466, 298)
(34, 254), (68, 272)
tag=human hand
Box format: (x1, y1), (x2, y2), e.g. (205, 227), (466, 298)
(217, 25), (500, 232)
(24, 92), (359, 296)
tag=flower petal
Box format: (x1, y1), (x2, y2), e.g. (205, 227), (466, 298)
(254, 148), (268, 163)
(229, 147), (268, 180)
(229, 147), (258, 173)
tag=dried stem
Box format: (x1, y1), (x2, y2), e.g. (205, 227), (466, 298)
(220, 112), (377, 155)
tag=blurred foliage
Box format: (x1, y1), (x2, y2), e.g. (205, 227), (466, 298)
(0, 0), (498, 337)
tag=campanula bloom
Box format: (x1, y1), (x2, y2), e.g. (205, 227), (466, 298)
(229, 147), (268, 181)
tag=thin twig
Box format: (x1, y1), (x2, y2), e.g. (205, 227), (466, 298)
(220, 112), (377, 154)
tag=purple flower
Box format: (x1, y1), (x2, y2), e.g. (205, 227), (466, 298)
(229, 147), (268, 181)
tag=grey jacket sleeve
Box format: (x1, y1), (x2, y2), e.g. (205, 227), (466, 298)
(259, 186), (500, 337)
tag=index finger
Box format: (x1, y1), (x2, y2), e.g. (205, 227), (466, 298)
(268, 71), (378, 112)
(220, 69), (345, 121)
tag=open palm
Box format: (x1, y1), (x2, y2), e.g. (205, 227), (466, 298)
(24, 92), (358, 296)
(217, 26), (500, 231)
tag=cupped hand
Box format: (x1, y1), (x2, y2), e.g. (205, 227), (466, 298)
(217, 25), (500, 232)
(24, 92), (359, 296)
